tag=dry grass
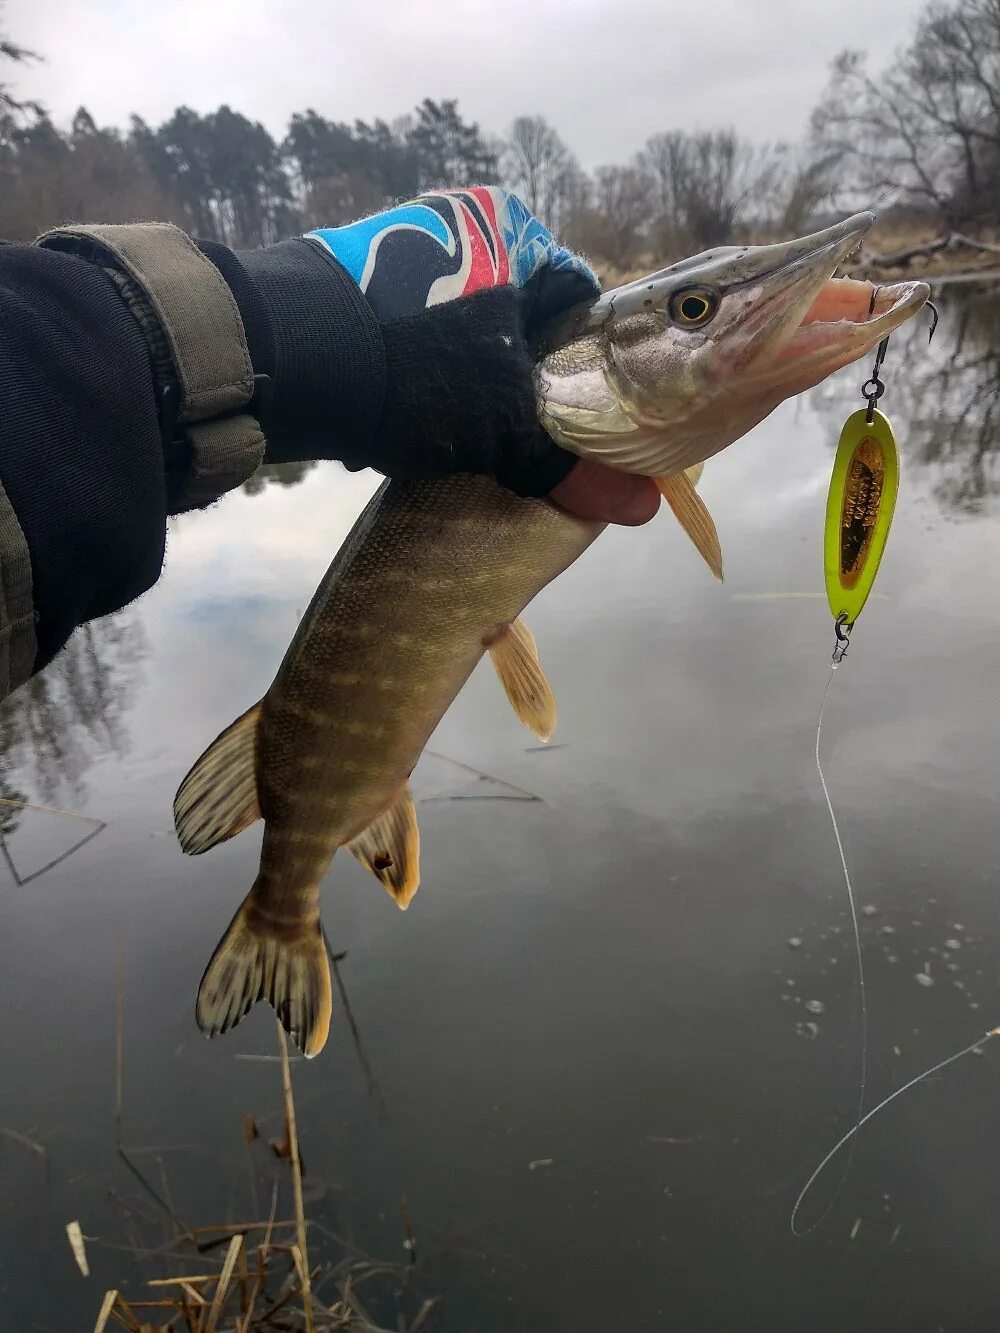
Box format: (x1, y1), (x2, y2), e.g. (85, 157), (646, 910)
(91, 1020), (433, 1333)
(86, 959), (435, 1333)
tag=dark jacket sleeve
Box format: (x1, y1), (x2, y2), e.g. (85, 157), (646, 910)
(0, 242), (167, 676)
(0, 228), (573, 695)
(0, 233), (385, 684)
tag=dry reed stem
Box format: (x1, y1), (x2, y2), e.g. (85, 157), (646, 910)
(204, 1234), (243, 1332)
(93, 1289), (120, 1333)
(277, 1020), (314, 1333)
(0, 1124), (46, 1158)
(408, 1297), (440, 1333)
(147, 1277), (222, 1288)
(94, 1015), (429, 1330)
(240, 1181), (278, 1328)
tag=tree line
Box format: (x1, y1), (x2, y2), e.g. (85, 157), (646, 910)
(1, 0), (997, 268)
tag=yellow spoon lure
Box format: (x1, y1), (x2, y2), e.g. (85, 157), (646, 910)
(824, 403), (899, 652)
(822, 298), (936, 659)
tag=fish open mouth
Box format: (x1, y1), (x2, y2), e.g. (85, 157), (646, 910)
(772, 273), (931, 375)
(726, 216), (930, 380)
(801, 273), (929, 335)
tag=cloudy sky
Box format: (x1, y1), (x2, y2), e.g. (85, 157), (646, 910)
(4, 0), (923, 168)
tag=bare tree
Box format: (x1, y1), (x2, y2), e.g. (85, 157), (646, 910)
(637, 128), (787, 254)
(0, 5), (40, 117)
(812, 0), (1000, 229)
(768, 143), (840, 234)
(637, 130), (691, 252)
(503, 114), (578, 228)
(682, 131), (784, 247)
(565, 164), (653, 268)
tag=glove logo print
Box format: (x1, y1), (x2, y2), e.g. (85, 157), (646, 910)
(305, 187), (593, 318)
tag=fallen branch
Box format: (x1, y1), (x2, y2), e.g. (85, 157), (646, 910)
(861, 231), (1000, 269)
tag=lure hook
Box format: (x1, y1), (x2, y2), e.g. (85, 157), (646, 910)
(925, 299), (940, 344)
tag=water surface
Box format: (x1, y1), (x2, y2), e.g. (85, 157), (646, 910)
(2, 290), (1000, 1330)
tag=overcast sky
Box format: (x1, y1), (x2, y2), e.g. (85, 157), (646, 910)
(4, 0), (924, 168)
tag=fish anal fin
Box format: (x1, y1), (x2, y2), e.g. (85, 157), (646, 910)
(174, 702), (262, 855)
(196, 883), (333, 1058)
(347, 784), (420, 910)
(656, 472), (724, 583)
(486, 618), (556, 742)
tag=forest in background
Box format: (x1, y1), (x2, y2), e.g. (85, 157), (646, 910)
(1, 0), (998, 270)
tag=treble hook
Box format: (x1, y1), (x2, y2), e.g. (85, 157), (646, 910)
(925, 299), (940, 344)
(867, 284), (940, 341)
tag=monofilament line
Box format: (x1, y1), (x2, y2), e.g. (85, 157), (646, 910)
(791, 1029), (1000, 1233)
(791, 661), (869, 1236)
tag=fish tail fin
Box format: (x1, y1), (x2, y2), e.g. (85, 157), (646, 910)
(196, 881), (332, 1058)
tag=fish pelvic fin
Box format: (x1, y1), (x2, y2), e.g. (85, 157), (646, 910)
(656, 470), (724, 583)
(347, 783), (421, 910)
(486, 618), (556, 742)
(174, 702), (262, 854)
(196, 883), (332, 1058)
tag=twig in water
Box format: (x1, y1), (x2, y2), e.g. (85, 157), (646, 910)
(0, 794), (106, 885)
(400, 1194), (417, 1266)
(423, 749), (544, 803)
(115, 941), (194, 1244)
(0, 1124), (47, 1167)
(326, 938), (386, 1117)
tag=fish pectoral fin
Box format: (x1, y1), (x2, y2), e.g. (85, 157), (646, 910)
(487, 618), (557, 742)
(347, 784), (420, 910)
(656, 471), (724, 583)
(174, 702), (263, 855)
(197, 884), (332, 1058)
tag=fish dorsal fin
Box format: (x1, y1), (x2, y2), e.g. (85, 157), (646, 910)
(487, 618), (556, 742)
(174, 702), (262, 855)
(656, 470), (724, 583)
(347, 784), (421, 910)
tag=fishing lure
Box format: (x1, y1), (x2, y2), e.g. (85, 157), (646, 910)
(823, 292), (937, 661)
(824, 391), (898, 659)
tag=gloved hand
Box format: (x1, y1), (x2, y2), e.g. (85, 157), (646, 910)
(240, 188), (658, 526)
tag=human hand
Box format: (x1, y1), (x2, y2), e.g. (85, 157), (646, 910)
(305, 187), (659, 526)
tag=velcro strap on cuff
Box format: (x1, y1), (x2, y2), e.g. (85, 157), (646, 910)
(36, 223), (264, 506)
(0, 479), (38, 694)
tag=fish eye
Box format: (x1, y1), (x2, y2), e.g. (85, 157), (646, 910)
(668, 287), (719, 328)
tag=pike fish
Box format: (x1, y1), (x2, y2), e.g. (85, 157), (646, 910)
(175, 212), (928, 1056)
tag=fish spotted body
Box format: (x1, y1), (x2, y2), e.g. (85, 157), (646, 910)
(177, 478), (600, 1053)
(176, 213), (929, 1056)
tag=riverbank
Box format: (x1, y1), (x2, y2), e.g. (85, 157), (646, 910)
(594, 225), (1000, 290)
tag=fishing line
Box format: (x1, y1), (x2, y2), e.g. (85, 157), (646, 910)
(790, 660), (869, 1236)
(791, 309), (899, 1234)
(792, 1026), (1000, 1233)
(789, 299), (990, 1236)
